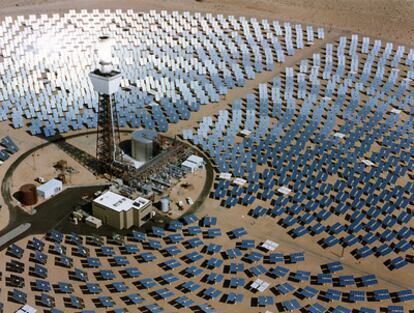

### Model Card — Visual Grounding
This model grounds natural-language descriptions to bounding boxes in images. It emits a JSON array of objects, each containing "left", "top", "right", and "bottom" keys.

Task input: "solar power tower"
[{"left": 89, "top": 36, "right": 123, "bottom": 174}]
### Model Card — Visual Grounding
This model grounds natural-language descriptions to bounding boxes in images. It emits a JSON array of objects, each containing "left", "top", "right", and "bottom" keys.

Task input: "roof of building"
[
  {"left": 132, "top": 197, "right": 151, "bottom": 210},
  {"left": 187, "top": 155, "right": 204, "bottom": 165},
  {"left": 36, "top": 178, "right": 62, "bottom": 192},
  {"left": 93, "top": 191, "right": 133, "bottom": 212},
  {"left": 182, "top": 160, "right": 199, "bottom": 170},
  {"left": 93, "top": 191, "right": 150, "bottom": 213},
  {"left": 85, "top": 215, "right": 102, "bottom": 223}
]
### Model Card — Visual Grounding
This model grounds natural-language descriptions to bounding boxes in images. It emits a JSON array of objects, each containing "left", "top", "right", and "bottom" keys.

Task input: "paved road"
[
  {"left": 0, "top": 185, "right": 106, "bottom": 250},
  {"left": 0, "top": 129, "right": 214, "bottom": 248},
  {"left": 0, "top": 223, "right": 31, "bottom": 247}
]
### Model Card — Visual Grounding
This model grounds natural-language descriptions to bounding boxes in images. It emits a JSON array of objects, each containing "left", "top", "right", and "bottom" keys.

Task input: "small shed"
[
  {"left": 37, "top": 179, "right": 63, "bottom": 199},
  {"left": 85, "top": 215, "right": 102, "bottom": 229}
]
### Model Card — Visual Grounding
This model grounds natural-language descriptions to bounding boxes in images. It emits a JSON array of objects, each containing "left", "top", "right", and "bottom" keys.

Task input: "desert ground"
[{"left": 0, "top": 1, "right": 413, "bottom": 312}]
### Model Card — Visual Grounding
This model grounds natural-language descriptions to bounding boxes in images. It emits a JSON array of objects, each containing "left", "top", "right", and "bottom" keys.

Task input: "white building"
[
  {"left": 36, "top": 179, "right": 63, "bottom": 199},
  {"left": 181, "top": 160, "right": 199, "bottom": 173},
  {"left": 181, "top": 154, "right": 204, "bottom": 173},
  {"left": 92, "top": 191, "right": 153, "bottom": 230}
]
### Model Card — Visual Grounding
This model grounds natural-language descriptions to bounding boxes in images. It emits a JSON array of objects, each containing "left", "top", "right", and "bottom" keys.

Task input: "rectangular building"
[
  {"left": 92, "top": 191, "right": 153, "bottom": 230},
  {"left": 181, "top": 154, "right": 204, "bottom": 173},
  {"left": 187, "top": 155, "right": 204, "bottom": 167},
  {"left": 181, "top": 160, "right": 199, "bottom": 173},
  {"left": 36, "top": 178, "right": 63, "bottom": 199}
]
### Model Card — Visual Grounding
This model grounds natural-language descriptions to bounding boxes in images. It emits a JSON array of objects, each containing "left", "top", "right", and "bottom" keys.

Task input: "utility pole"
[{"left": 32, "top": 152, "right": 36, "bottom": 170}]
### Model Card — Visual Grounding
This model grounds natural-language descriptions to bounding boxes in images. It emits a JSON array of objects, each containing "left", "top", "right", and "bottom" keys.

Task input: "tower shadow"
[{"left": 49, "top": 134, "right": 100, "bottom": 175}]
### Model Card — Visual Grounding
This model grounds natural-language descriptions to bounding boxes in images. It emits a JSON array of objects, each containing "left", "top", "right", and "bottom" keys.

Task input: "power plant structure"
[
  {"left": 87, "top": 36, "right": 194, "bottom": 202},
  {"left": 131, "top": 129, "right": 158, "bottom": 163},
  {"left": 89, "top": 36, "right": 123, "bottom": 175}
]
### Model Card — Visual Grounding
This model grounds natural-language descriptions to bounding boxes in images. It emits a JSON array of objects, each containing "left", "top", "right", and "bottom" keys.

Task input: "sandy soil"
[
  {"left": 0, "top": 1, "right": 413, "bottom": 312},
  {"left": 0, "top": 0, "right": 413, "bottom": 47},
  {"left": 0, "top": 216, "right": 409, "bottom": 313},
  {"left": 182, "top": 32, "right": 414, "bottom": 289},
  {"left": 168, "top": 168, "right": 206, "bottom": 219},
  {"left": 0, "top": 127, "right": 110, "bottom": 230},
  {"left": 0, "top": 123, "right": 48, "bottom": 230},
  {"left": 10, "top": 142, "right": 106, "bottom": 212},
  {"left": 0, "top": 0, "right": 412, "bottom": 231}
]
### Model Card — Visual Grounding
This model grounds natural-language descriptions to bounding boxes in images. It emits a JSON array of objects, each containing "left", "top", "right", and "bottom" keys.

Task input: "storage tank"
[
  {"left": 20, "top": 184, "right": 38, "bottom": 206},
  {"left": 131, "top": 129, "right": 158, "bottom": 162},
  {"left": 160, "top": 196, "right": 170, "bottom": 213}
]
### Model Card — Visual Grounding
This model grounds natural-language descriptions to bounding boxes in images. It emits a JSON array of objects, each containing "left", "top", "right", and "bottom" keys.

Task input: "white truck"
[{"left": 186, "top": 197, "right": 194, "bottom": 206}]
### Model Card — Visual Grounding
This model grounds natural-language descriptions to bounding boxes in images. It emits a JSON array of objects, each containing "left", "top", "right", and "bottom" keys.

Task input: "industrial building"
[
  {"left": 131, "top": 129, "right": 158, "bottom": 162},
  {"left": 92, "top": 191, "right": 153, "bottom": 230},
  {"left": 36, "top": 179, "right": 63, "bottom": 199},
  {"left": 181, "top": 154, "right": 204, "bottom": 173}
]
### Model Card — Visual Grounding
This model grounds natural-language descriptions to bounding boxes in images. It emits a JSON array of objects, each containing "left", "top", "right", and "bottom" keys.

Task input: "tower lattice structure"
[
  {"left": 95, "top": 92, "right": 122, "bottom": 174},
  {"left": 89, "top": 36, "right": 123, "bottom": 175}
]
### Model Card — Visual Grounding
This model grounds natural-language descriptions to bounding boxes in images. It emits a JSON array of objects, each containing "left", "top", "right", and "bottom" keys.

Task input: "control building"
[{"left": 92, "top": 191, "right": 153, "bottom": 230}]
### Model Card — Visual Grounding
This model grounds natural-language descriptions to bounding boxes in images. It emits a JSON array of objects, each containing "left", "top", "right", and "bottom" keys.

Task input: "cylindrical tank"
[
  {"left": 160, "top": 196, "right": 170, "bottom": 213},
  {"left": 131, "top": 129, "right": 158, "bottom": 162},
  {"left": 20, "top": 184, "right": 38, "bottom": 206}
]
